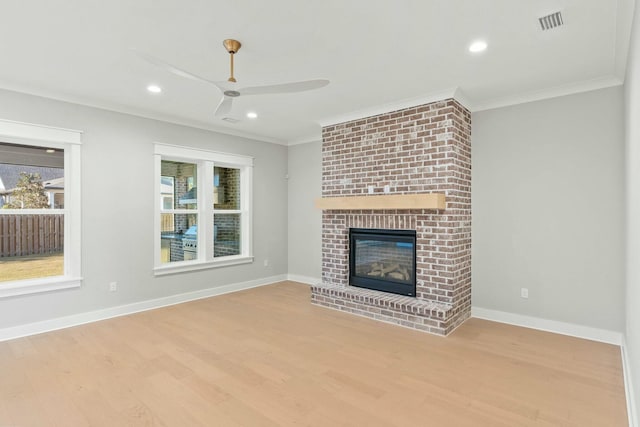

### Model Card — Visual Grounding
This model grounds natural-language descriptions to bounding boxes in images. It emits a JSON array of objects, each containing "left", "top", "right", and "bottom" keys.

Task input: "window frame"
[
  {"left": 153, "top": 143, "right": 253, "bottom": 275},
  {"left": 0, "top": 119, "right": 82, "bottom": 298}
]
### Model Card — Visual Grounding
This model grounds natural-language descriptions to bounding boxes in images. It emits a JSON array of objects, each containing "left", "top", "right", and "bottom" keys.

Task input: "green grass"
[{"left": 0, "top": 252, "right": 64, "bottom": 282}]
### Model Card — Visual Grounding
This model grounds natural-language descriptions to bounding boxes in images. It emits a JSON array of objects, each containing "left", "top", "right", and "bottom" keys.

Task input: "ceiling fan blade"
[
  {"left": 132, "top": 49, "right": 219, "bottom": 88},
  {"left": 214, "top": 96, "right": 233, "bottom": 117},
  {"left": 240, "top": 79, "right": 329, "bottom": 95}
]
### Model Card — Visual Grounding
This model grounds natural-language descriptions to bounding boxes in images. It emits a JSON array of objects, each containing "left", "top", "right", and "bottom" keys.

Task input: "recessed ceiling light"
[
  {"left": 45, "top": 149, "right": 55, "bottom": 153},
  {"left": 246, "top": 112, "right": 258, "bottom": 119},
  {"left": 147, "top": 84, "right": 162, "bottom": 93},
  {"left": 469, "top": 40, "right": 488, "bottom": 53}
]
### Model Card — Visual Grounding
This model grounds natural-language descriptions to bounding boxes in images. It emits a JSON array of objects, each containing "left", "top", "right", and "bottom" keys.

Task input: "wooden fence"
[{"left": 0, "top": 214, "right": 64, "bottom": 257}]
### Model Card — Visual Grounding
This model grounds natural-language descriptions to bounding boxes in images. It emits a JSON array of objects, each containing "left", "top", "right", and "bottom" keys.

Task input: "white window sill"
[
  {"left": 153, "top": 255, "right": 254, "bottom": 276},
  {"left": 0, "top": 276, "right": 82, "bottom": 299}
]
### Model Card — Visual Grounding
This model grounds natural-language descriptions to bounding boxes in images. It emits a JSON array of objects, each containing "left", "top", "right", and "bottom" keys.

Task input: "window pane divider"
[
  {"left": 160, "top": 209, "right": 198, "bottom": 215},
  {"left": 203, "top": 160, "right": 214, "bottom": 261},
  {"left": 213, "top": 209, "right": 243, "bottom": 214}
]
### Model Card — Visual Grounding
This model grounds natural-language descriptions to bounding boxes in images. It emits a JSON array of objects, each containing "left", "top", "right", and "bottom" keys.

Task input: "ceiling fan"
[{"left": 135, "top": 39, "right": 329, "bottom": 118}]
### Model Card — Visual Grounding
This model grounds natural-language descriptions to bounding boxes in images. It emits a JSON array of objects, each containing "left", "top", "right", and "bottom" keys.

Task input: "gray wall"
[
  {"left": 472, "top": 86, "right": 625, "bottom": 332},
  {"left": 287, "top": 89, "right": 627, "bottom": 335},
  {"left": 287, "top": 141, "right": 322, "bottom": 280},
  {"left": 0, "top": 89, "right": 288, "bottom": 329},
  {"left": 625, "top": 0, "right": 640, "bottom": 419}
]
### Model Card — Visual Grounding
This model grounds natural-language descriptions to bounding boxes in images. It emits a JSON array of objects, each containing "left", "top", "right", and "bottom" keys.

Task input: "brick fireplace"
[{"left": 311, "top": 98, "right": 471, "bottom": 335}]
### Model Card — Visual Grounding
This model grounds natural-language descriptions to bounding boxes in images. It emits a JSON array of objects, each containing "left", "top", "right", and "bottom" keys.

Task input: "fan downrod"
[{"left": 223, "top": 39, "right": 242, "bottom": 83}]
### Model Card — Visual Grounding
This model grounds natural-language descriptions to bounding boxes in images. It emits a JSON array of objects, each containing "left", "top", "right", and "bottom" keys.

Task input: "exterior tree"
[{"left": 3, "top": 172, "right": 50, "bottom": 209}]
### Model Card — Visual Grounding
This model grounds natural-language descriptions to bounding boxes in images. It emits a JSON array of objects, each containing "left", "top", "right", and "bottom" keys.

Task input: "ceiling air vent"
[
  {"left": 221, "top": 117, "right": 240, "bottom": 124},
  {"left": 539, "top": 11, "right": 563, "bottom": 31}
]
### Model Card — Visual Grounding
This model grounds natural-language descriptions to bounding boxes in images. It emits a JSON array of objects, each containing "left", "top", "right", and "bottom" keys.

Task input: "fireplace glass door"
[{"left": 349, "top": 228, "right": 416, "bottom": 297}]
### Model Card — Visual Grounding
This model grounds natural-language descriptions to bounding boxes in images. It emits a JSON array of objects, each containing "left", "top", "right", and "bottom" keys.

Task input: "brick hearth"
[{"left": 311, "top": 98, "right": 471, "bottom": 335}]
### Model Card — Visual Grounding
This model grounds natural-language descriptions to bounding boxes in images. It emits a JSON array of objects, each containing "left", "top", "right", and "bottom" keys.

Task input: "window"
[
  {"left": 154, "top": 144, "right": 253, "bottom": 274},
  {"left": 0, "top": 119, "right": 82, "bottom": 298}
]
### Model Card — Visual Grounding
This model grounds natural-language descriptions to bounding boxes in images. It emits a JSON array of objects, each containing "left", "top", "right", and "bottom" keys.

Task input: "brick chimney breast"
[{"left": 311, "top": 99, "right": 471, "bottom": 336}]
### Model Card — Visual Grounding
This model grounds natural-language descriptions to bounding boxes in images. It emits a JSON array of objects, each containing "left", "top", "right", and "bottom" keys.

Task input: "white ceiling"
[{"left": 0, "top": 0, "right": 634, "bottom": 145}]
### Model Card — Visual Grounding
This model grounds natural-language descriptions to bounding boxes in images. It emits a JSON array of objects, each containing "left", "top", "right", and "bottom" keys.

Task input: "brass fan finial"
[{"left": 222, "top": 39, "right": 242, "bottom": 83}]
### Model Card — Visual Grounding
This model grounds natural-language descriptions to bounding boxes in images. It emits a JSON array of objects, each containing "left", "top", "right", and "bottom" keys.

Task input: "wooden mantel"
[{"left": 314, "top": 193, "right": 446, "bottom": 210}]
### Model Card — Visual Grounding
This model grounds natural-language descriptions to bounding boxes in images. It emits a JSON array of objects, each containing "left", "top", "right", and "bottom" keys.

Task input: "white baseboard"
[
  {"left": 286, "top": 274, "right": 319, "bottom": 286},
  {"left": 622, "top": 336, "right": 638, "bottom": 427},
  {"left": 471, "top": 306, "right": 622, "bottom": 345},
  {"left": 0, "top": 274, "right": 288, "bottom": 343}
]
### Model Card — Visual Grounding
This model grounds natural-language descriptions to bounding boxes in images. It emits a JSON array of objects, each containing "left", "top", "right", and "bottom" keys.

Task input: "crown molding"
[
  {"left": 614, "top": 0, "right": 636, "bottom": 81},
  {"left": 452, "top": 87, "right": 473, "bottom": 111},
  {"left": 318, "top": 88, "right": 462, "bottom": 128},
  {"left": 472, "top": 75, "right": 623, "bottom": 112},
  {"left": 0, "top": 84, "right": 286, "bottom": 146},
  {"left": 2, "top": 72, "right": 626, "bottom": 146},
  {"left": 287, "top": 134, "right": 322, "bottom": 146}
]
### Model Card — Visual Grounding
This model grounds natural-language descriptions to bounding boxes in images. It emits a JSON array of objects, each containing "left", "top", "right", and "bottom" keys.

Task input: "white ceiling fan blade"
[
  {"left": 240, "top": 79, "right": 329, "bottom": 95},
  {"left": 214, "top": 96, "right": 233, "bottom": 117},
  {"left": 132, "top": 49, "right": 220, "bottom": 88}
]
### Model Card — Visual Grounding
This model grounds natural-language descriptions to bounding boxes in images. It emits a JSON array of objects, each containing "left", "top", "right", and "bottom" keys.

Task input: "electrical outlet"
[
  {"left": 368, "top": 186, "right": 374, "bottom": 194},
  {"left": 520, "top": 288, "right": 528, "bottom": 299},
  {"left": 383, "top": 185, "right": 390, "bottom": 193},
  {"left": 109, "top": 282, "right": 117, "bottom": 292},
  {"left": 264, "top": 259, "right": 269, "bottom": 267}
]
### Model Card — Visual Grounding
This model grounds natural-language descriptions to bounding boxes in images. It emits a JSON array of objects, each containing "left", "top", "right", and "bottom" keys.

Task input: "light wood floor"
[{"left": 0, "top": 281, "right": 627, "bottom": 426}]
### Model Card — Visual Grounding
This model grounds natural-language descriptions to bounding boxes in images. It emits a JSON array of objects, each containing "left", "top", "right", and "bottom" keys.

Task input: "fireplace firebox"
[{"left": 349, "top": 228, "right": 416, "bottom": 297}]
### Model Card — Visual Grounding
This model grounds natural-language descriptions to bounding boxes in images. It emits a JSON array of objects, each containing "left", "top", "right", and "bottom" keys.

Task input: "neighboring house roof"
[
  {"left": 42, "top": 176, "right": 64, "bottom": 190},
  {"left": 0, "top": 164, "right": 64, "bottom": 193}
]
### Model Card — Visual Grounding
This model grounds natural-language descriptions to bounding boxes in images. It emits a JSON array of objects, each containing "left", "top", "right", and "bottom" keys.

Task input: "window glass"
[
  {"left": 160, "top": 162, "right": 199, "bottom": 264},
  {"left": 161, "top": 161, "right": 197, "bottom": 209},
  {"left": 160, "top": 213, "right": 197, "bottom": 264},
  {"left": 162, "top": 196, "right": 174, "bottom": 210},
  {"left": 214, "top": 213, "right": 241, "bottom": 257},
  {"left": 214, "top": 166, "right": 240, "bottom": 210},
  {"left": 160, "top": 176, "right": 174, "bottom": 210},
  {"left": 0, "top": 142, "right": 64, "bottom": 282}
]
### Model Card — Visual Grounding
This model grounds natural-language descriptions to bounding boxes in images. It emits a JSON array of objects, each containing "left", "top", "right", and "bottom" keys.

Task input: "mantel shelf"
[{"left": 314, "top": 193, "right": 446, "bottom": 210}]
